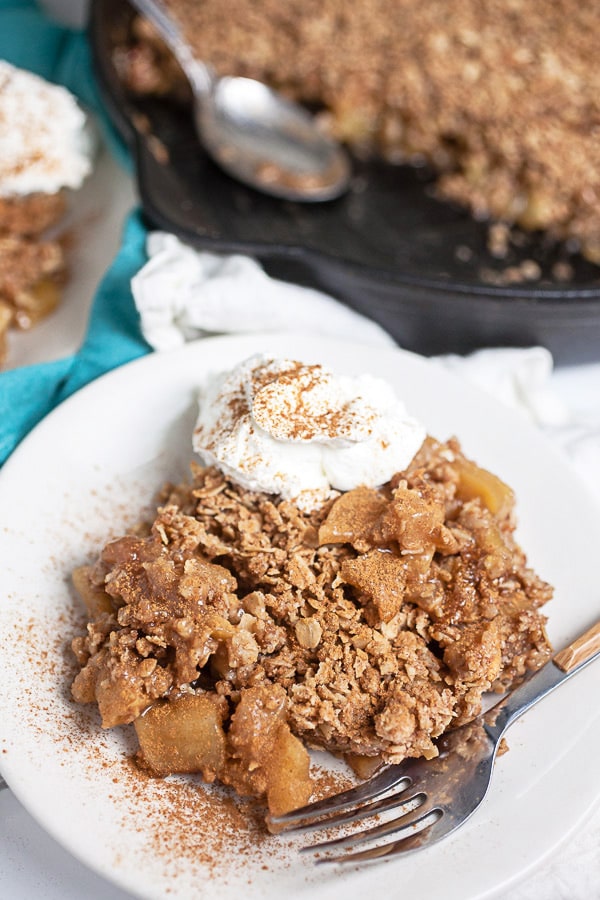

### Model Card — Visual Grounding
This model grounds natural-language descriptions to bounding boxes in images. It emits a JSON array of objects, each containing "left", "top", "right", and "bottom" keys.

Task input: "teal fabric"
[
  {"left": 0, "top": 0, "right": 151, "bottom": 465},
  {"left": 0, "top": 212, "right": 151, "bottom": 463}
]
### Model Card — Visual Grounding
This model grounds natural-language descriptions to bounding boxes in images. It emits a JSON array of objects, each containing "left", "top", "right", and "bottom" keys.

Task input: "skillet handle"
[{"left": 553, "top": 619, "right": 600, "bottom": 673}]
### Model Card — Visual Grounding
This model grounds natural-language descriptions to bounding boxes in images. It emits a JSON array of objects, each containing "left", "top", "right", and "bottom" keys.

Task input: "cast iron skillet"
[{"left": 89, "top": 0, "right": 600, "bottom": 363}]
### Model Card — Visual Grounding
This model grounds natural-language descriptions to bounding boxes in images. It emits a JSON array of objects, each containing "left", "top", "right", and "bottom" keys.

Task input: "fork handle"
[
  {"left": 553, "top": 619, "right": 600, "bottom": 672},
  {"left": 486, "top": 617, "right": 600, "bottom": 739}
]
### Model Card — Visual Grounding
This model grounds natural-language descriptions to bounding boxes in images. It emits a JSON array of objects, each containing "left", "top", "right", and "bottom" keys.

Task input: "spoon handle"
[{"left": 129, "top": 0, "right": 213, "bottom": 94}]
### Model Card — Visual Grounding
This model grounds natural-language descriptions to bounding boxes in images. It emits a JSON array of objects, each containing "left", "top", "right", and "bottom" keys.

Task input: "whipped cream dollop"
[
  {"left": 193, "top": 355, "right": 426, "bottom": 510},
  {"left": 0, "top": 61, "right": 93, "bottom": 197}
]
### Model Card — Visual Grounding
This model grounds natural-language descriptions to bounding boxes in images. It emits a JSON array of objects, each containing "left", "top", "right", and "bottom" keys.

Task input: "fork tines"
[
  {"left": 268, "top": 766, "right": 411, "bottom": 832},
  {"left": 268, "top": 764, "right": 443, "bottom": 865}
]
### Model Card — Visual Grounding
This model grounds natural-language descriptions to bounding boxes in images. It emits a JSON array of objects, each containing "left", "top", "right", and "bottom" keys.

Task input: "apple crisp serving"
[
  {"left": 71, "top": 437, "right": 552, "bottom": 816},
  {"left": 0, "top": 207, "right": 68, "bottom": 366},
  {"left": 116, "top": 0, "right": 600, "bottom": 264},
  {"left": 0, "top": 235, "right": 66, "bottom": 358},
  {"left": 0, "top": 61, "right": 92, "bottom": 365}
]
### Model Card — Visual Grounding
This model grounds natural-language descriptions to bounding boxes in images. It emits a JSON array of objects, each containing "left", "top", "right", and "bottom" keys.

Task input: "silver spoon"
[{"left": 129, "top": 0, "right": 351, "bottom": 202}]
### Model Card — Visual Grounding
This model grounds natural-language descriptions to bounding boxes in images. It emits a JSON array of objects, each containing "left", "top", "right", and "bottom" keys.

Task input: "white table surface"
[{"left": 1, "top": 0, "right": 600, "bottom": 897}]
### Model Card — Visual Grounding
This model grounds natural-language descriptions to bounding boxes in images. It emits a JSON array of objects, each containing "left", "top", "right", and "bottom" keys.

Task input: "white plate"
[{"left": 0, "top": 333, "right": 599, "bottom": 900}]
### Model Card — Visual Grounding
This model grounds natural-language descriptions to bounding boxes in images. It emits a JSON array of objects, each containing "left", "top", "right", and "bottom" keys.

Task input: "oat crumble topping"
[
  {"left": 71, "top": 436, "right": 552, "bottom": 815},
  {"left": 115, "top": 1, "right": 600, "bottom": 263}
]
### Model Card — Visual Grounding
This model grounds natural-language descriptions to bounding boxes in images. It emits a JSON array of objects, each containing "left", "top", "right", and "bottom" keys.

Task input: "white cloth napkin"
[
  {"left": 132, "top": 232, "right": 600, "bottom": 503},
  {"left": 131, "top": 232, "right": 395, "bottom": 350}
]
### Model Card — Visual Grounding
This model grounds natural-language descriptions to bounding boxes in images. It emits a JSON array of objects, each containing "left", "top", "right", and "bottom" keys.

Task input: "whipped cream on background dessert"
[
  {"left": 193, "top": 355, "right": 426, "bottom": 510},
  {"left": 0, "top": 61, "right": 93, "bottom": 197}
]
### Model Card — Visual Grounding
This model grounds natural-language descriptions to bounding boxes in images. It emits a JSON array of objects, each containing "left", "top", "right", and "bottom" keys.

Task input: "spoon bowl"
[
  {"left": 130, "top": 0, "right": 351, "bottom": 201},
  {"left": 199, "top": 77, "right": 352, "bottom": 201}
]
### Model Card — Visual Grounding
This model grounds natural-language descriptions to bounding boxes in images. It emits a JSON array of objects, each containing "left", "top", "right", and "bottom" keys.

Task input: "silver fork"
[{"left": 268, "top": 617, "right": 600, "bottom": 864}]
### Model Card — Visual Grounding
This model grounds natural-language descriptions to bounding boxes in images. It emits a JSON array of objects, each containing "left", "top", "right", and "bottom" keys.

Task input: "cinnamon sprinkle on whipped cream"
[
  {"left": 0, "top": 61, "right": 93, "bottom": 197},
  {"left": 192, "top": 355, "right": 426, "bottom": 510}
]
